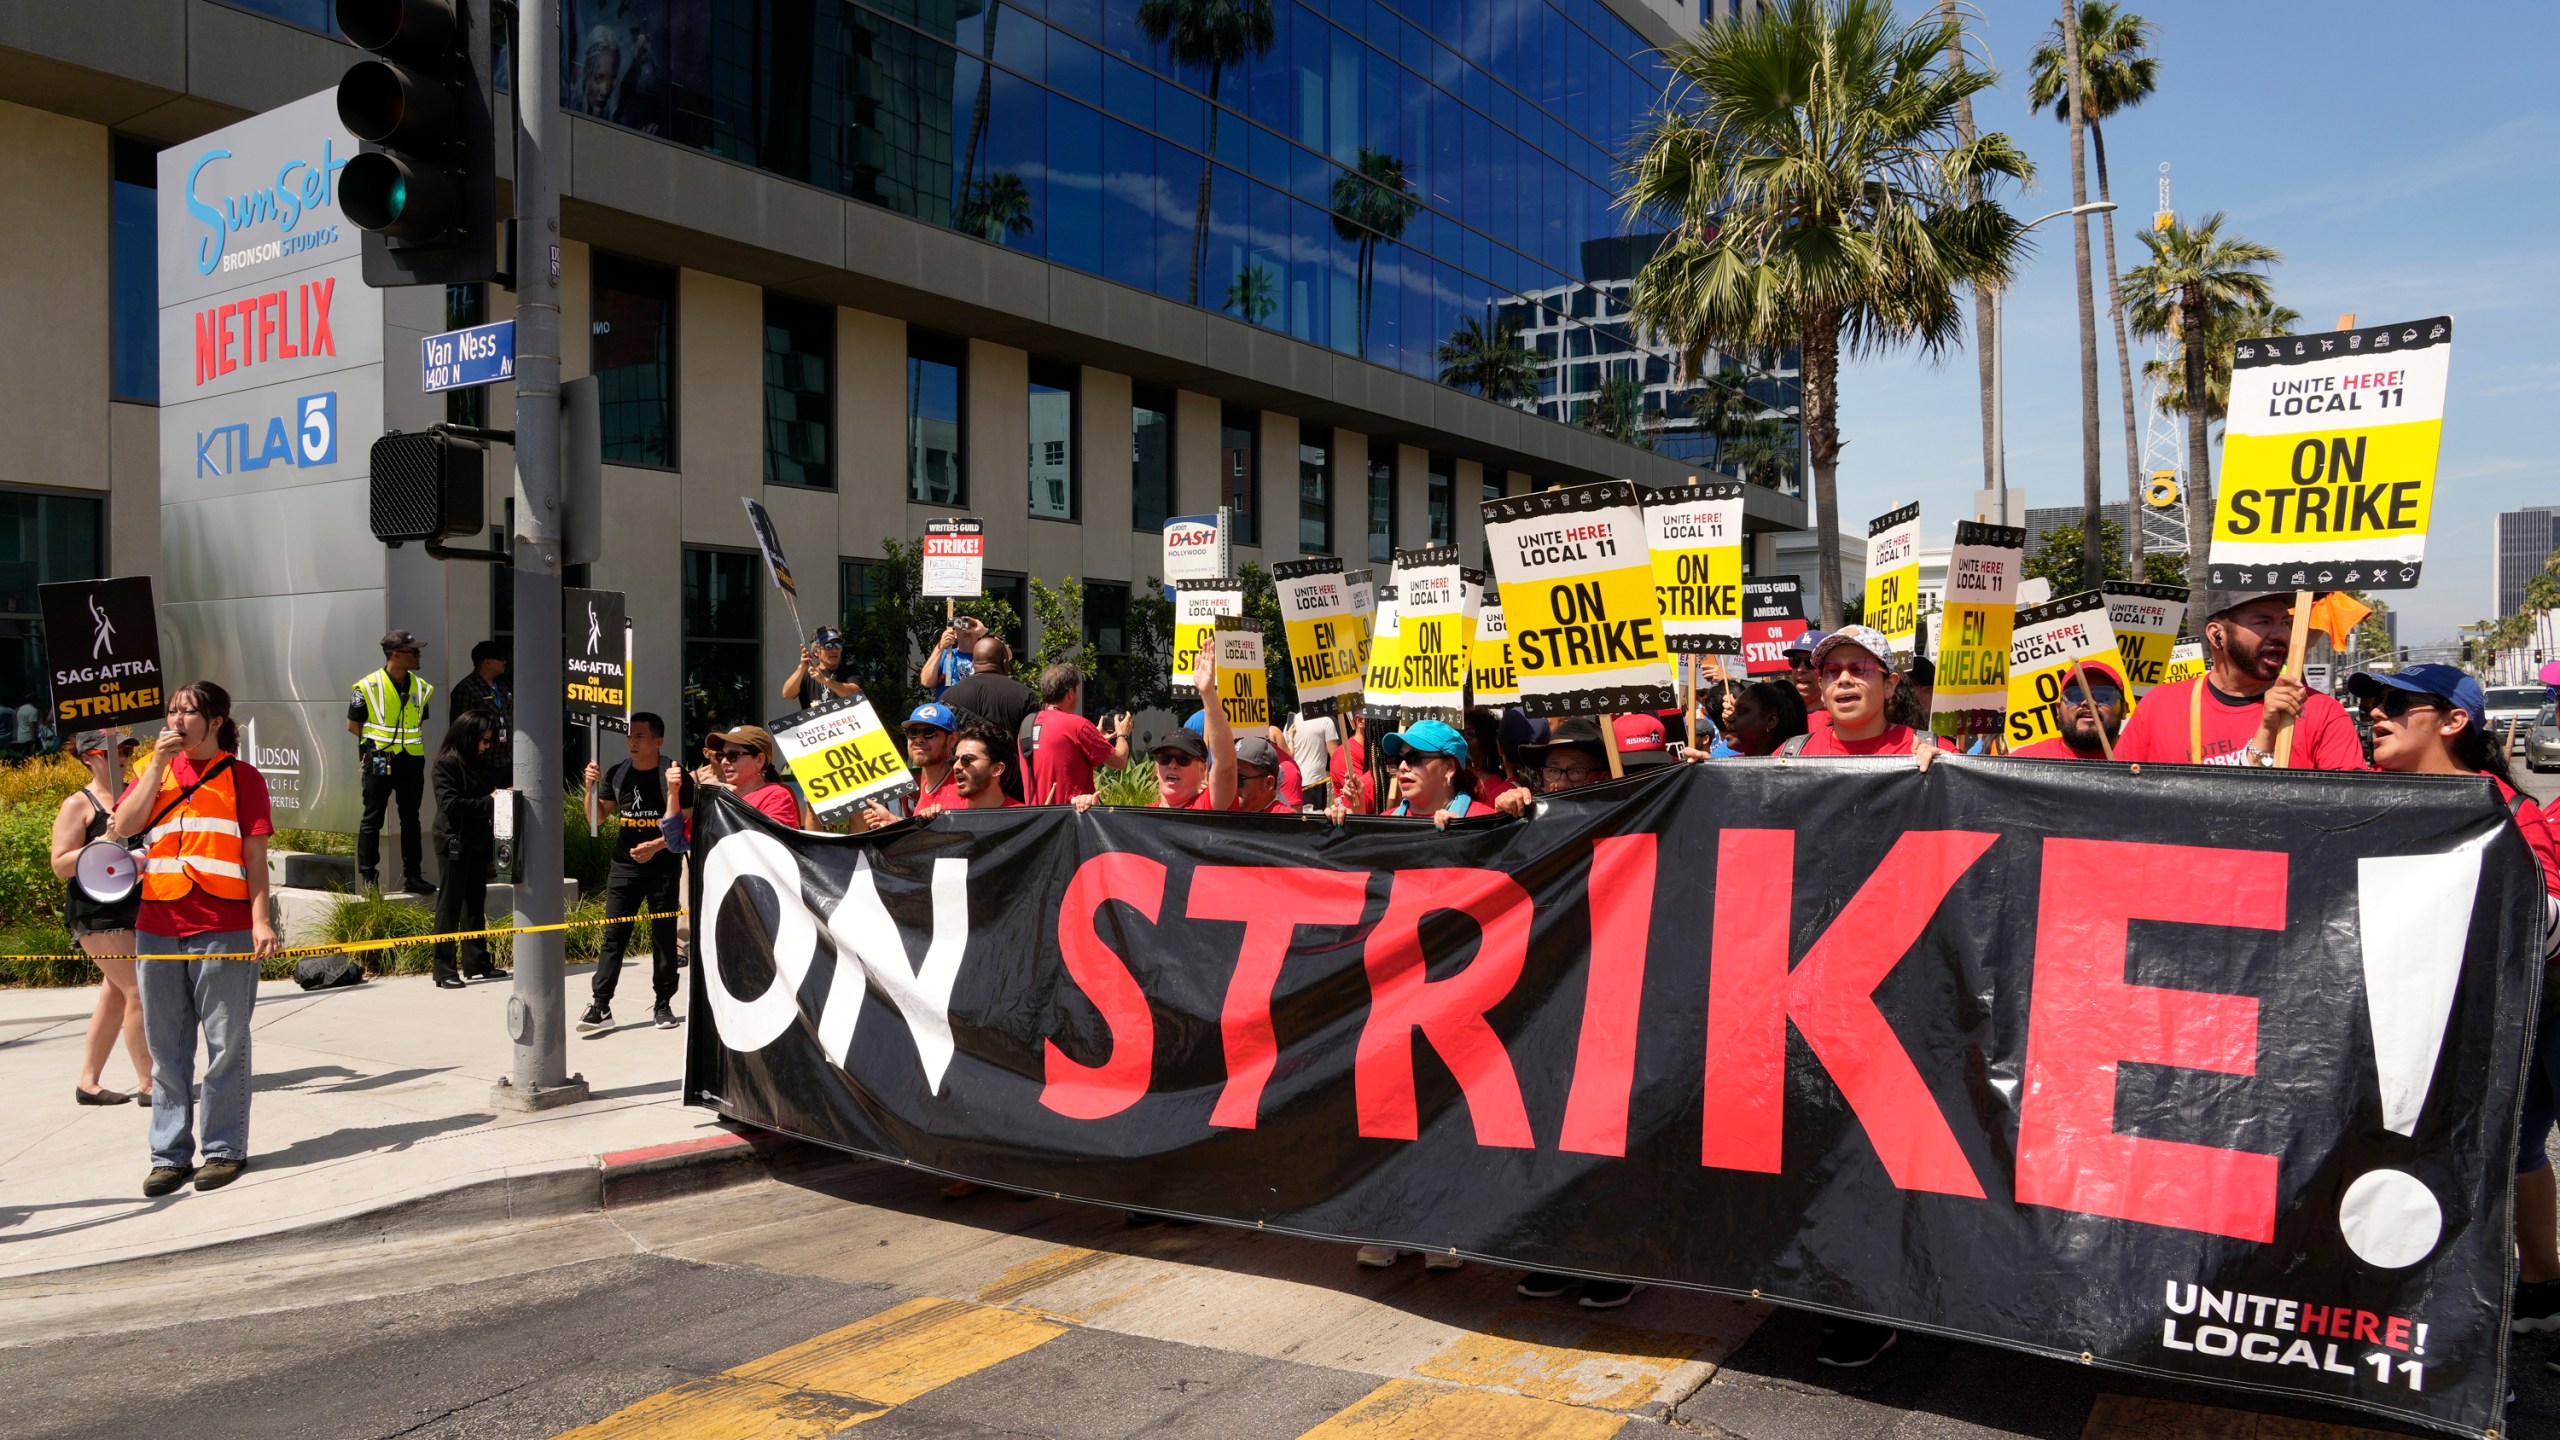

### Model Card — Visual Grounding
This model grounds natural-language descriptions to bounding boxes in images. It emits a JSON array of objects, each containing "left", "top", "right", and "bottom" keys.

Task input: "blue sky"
[{"left": 1825, "top": 0, "right": 2558, "bottom": 646}]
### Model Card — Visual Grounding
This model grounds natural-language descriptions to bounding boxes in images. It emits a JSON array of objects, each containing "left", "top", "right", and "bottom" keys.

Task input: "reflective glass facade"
[{"left": 557, "top": 0, "right": 1795, "bottom": 454}]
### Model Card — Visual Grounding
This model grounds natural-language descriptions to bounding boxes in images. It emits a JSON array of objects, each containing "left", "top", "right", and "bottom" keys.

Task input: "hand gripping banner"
[{"left": 686, "top": 763, "right": 2539, "bottom": 1438}]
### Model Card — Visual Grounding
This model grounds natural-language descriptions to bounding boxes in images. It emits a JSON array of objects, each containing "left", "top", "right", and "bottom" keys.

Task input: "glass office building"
[{"left": 557, "top": 0, "right": 1795, "bottom": 433}]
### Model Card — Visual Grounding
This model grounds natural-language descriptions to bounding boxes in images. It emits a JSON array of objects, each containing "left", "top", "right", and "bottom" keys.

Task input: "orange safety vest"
[{"left": 141, "top": 762, "right": 250, "bottom": 903}]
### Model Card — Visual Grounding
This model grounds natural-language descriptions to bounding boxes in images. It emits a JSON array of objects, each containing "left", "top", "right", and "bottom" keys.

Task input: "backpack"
[{"left": 293, "top": 951, "right": 365, "bottom": 991}]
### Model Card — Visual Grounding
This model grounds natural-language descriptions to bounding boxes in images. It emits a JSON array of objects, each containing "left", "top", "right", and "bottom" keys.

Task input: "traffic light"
[
  {"left": 335, "top": 0, "right": 499, "bottom": 286},
  {"left": 369, "top": 430, "right": 486, "bottom": 545}
]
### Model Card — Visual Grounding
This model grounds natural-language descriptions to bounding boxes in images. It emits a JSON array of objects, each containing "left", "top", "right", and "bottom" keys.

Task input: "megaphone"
[{"left": 76, "top": 839, "right": 139, "bottom": 904}]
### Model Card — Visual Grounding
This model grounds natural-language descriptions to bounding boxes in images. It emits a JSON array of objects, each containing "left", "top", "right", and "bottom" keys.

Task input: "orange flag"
[{"left": 2306, "top": 592, "right": 2374, "bottom": 649}]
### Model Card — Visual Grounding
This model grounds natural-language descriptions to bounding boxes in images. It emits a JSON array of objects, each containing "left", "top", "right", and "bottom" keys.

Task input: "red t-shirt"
[
  {"left": 128, "top": 755, "right": 275, "bottom": 938},
  {"left": 2492, "top": 776, "right": 2560, "bottom": 900},
  {"left": 2007, "top": 735, "right": 2100, "bottom": 760},
  {"left": 1278, "top": 757, "right": 1304, "bottom": 807},
  {"left": 739, "top": 781, "right": 802, "bottom": 826},
  {"left": 1799, "top": 723, "right": 1921, "bottom": 757},
  {"left": 2113, "top": 678, "right": 2368, "bottom": 770},
  {"left": 907, "top": 766, "right": 964, "bottom": 816},
  {"left": 1330, "top": 736, "right": 1369, "bottom": 810},
  {"left": 1476, "top": 772, "right": 1522, "bottom": 807},
  {"left": 1027, "top": 706, "right": 1117, "bottom": 804}
]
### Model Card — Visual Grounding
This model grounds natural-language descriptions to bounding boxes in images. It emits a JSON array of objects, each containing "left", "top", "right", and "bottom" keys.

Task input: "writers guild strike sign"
[
  {"left": 1170, "top": 579, "right": 1244, "bottom": 686},
  {"left": 563, "top": 588, "right": 629, "bottom": 732},
  {"left": 1643, "top": 482, "right": 1745, "bottom": 655},
  {"left": 1362, "top": 584, "right": 1404, "bottom": 728},
  {"left": 2103, "top": 582, "right": 2190, "bottom": 704},
  {"left": 1932, "top": 523, "right": 2024, "bottom": 727},
  {"left": 687, "top": 763, "right": 2538, "bottom": 1439},
  {"left": 39, "top": 576, "right": 166, "bottom": 729},
  {"left": 1481, "top": 481, "right": 1674, "bottom": 718},
  {"left": 740, "top": 497, "right": 797, "bottom": 597},
  {"left": 1741, "top": 578, "right": 1808, "bottom": 676},
  {"left": 1273, "top": 558, "right": 1361, "bottom": 718},
  {"left": 1211, "top": 617, "right": 1269, "bottom": 729},
  {"left": 922, "top": 517, "right": 988, "bottom": 600},
  {"left": 2007, "top": 591, "right": 2130, "bottom": 750},
  {"left": 2165, "top": 640, "right": 2208, "bottom": 686},
  {"left": 769, "top": 693, "right": 914, "bottom": 822},
  {"left": 2209, "top": 317, "right": 2451, "bottom": 593},
  {"left": 1471, "top": 600, "right": 1519, "bottom": 707},
  {"left": 1390, "top": 547, "right": 1474, "bottom": 717},
  {"left": 1863, "top": 502, "right": 1922, "bottom": 652}
]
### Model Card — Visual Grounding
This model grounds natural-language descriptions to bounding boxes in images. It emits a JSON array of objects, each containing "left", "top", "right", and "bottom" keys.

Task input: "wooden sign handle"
[{"left": 2272, "top": 589, "right": 2314, "bottom": 767}]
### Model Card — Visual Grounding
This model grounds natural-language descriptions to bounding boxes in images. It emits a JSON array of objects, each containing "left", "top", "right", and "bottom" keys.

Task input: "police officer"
[{"left": 349, "top": 629, "right": 436, "bottom": 894}]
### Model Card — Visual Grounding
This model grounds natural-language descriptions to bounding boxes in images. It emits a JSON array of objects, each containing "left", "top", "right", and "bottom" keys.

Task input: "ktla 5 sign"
[{"left": 195, "top": 392, "right": 337, "bottom": 478}]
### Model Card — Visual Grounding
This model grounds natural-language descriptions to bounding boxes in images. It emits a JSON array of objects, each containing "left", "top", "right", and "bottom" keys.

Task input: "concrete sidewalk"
[{"left": 0, "top": 964, "right": 736, "bottom": 1281}]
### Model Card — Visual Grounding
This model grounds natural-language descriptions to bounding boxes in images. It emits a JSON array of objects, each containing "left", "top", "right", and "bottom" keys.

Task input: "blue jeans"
[
  {"left": 137, "top": 932, "right": 258, "bottom": 1169},
  {"left": 2520, "top": 1008, "right": 2560, "bottom": 1175}
]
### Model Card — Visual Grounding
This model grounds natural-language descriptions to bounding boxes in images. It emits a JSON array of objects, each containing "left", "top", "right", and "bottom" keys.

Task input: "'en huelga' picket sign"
[
  {"left": 1932, "top": 522, "right": 2024, "bottom": 729},
  {"left": 1273, "top": 557, "right": 1362, "bottom": 718},
  {"left": 1863, "top": 501, "right": 1922, "bottom": 654}
]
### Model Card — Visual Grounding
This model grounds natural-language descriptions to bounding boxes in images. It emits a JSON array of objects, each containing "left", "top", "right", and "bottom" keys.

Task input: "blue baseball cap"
[
  {"left": 1377, "top": 718, "right": 1471, "bottom": 765},
  {"left": 904, "top": 703, "right": 958, "bottom": 732},
  {"left": 1783, "top": 628, "right": 1826, "bottom": 660},
  {"left": 1183, "top": 708, "right": 1208, "bottom": 734},
  {"left": 2347, "top": 665, "right": 2486, "bottom": 730}
]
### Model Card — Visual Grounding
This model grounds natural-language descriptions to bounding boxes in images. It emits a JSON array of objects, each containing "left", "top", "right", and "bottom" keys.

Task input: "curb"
[{"left": 0, "top": 1121, "right": 808, "bottom": 1290}]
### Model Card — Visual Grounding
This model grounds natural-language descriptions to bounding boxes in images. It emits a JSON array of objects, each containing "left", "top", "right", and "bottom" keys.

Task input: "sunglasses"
[
  {"left": 83, "top": 741, "right": 141, "bottom": 758},
  {"left": 1153, "top": 751, "right": 1200, "bottom": 767},
  {"left": 952, "top": 751, "right": 994, "bottom": 767},
  {"left": 2060, "top": 681, "right": 2123, "bottom": 705},
  {"left": 903, "top": 727, "right": 950, "bottom": 742},
  {"left": 717, "top": 746, "right": 764, "bottom": 762},
  {"left": 2365, "top": 690, "right": 2444, "bottom": 721},
  {"left": 1391, "top": 753, "right": 1449, "bottom": 769},
  {"left": 1820, "top": 658, "right": 1887, "bottom": 682}
]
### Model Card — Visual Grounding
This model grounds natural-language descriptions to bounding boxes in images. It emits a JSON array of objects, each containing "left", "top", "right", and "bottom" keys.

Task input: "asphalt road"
[{"left": 7, "top": 1153, "right": 2553, "bottom": 1440}]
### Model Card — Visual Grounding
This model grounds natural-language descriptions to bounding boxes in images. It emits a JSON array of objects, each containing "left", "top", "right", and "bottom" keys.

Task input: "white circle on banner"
[{"left": 2339, "top": 1169, "right": 2441, "bottom": 1269}]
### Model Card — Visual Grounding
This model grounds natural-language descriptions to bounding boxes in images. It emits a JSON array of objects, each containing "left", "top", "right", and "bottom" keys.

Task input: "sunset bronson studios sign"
[{"left": 158, "top": 90, "right": 389, "bottom": 830}]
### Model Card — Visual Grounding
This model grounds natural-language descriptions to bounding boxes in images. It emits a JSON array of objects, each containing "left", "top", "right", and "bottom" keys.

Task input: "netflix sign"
[{"left": 686, "top": 763, "right": 2539, "bottom": 1439}]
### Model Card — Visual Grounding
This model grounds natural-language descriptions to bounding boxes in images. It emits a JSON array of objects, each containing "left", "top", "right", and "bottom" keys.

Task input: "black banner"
[
  {"left": 564, "top": 587, "right": 628, "bottom": 730},
  {"left": 686, "top": 762, "right": 2538, "bottom": 1437},
  {"left": 39, "top": 576, "right": 165, "bottom": 730}
]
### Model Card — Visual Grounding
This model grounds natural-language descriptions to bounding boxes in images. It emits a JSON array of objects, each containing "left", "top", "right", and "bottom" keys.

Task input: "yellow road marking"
[
  {"left": 2082, "top": 1394, "right": 2405, "bottom": 1439},
  {"left": 729, "top": 1296, "right": 1067, "bottom": 1406},
  {"left": 976, "top": 1244, "right": 1116, "bottom": 1306},
  {"left": 552, "top": 1375, "right": 880, "bottom": 1440},
  {"left": 1413, "top": 1307, "right": 1717, "bottom": 1410},
  {"left": 552, "top": 1297, "right": 1065, "bottom": 1438},
  {"left": 1296, "top": 1378, "right": 1630, "bottom": 1439}
]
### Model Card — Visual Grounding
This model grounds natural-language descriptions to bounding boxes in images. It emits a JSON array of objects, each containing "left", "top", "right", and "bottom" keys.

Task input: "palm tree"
[
  {"left": 1137, "top": 0, "right": 1276, "bottom": 307},
  {"left": 956, "top": 172, "right": 1034, "bottom": 243},
  {"left": 1938, "top": 0, "right": 1997, "bottom": 500},
  {"left": 1623, "top": 0, "right": 2028, "bottom": 628},
  {"left": 1435, "top": 313, "right": 1543, "bottom": 406},
  {"left": 1224, "top": 262, "right": 1279, "bottom": 325},
  {"left": 2120, "top": 211, "right": 2281, "bottom": 572},
  {"left": 2142, "top": 298, "right": 2300, "bottom": 426},
  {"left": 1686, "top": 366, "right": 1768, "bottom": 477},
  {"left": 1329, "top": 149, "right": 1419, "bottom": 352},
  {"left": 1581, "top": 371, "right": 1655, "bottom": 447},
  {"left": 956, "top": 0, "right": 1003, "bottom": 206},
  {"left": 2054, "top": 4, "right": 2108, "bottom": 595},
  {"left": 2030, "top": 2, "right": 2161, "bottom": 568}
]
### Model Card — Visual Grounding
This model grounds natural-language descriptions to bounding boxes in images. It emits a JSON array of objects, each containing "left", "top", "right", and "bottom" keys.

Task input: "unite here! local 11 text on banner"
[{"left": 1480, "top": 480, "right": 1675, "bottom": 718}]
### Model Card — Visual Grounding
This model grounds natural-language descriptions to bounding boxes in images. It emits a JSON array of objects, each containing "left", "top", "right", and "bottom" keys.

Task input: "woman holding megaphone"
[{"left": 50, "top": 726, "right": 147, "bottom": 1106}]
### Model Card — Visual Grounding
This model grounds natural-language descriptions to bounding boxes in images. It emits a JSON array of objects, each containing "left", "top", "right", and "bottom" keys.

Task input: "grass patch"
[
  {"left": 317, "top": 891, "right": 443, "bottom": 976},
  {"left": 275, "top": 827, "right": 355, "bottom": 856}
]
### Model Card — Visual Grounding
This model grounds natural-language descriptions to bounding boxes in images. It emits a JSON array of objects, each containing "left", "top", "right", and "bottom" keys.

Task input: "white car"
[{"left": 2484, "top": 686, "right": 2546, "bottom": 754}]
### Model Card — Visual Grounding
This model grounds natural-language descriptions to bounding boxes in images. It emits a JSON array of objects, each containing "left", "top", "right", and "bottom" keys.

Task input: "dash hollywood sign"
[{"left": 687, "top": 763, "right": 2539, "bottom": 1439}]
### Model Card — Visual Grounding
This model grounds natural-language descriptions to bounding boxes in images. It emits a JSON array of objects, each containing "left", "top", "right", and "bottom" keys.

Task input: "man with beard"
[
  {"left": 2114, "top": 592, "right": 2365, "bottom": 769},
  {"left": 2006, "top": 660, "right": 2128, "bottom": 760},
  {"left": 857, "top": 703, "right": 961, "bottom": 829},
  {"left": 944, "top": 724, "right": 1020, "bottom": 811}
]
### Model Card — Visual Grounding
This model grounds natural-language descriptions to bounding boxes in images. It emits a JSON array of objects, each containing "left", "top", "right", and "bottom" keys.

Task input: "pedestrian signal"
[{"left": 368, "top": 430, "right": 486, "bottom": 545}]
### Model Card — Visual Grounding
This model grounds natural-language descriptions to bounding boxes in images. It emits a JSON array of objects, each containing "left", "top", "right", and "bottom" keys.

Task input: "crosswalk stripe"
[
  {"left": 1294, "top": 1378, "right": 1632, "bottom": 1438},
  {"left": 1412, "top": 1306, "right": 1718, "bottom": 1409},
  {"left": 2082, "top": 1393, "right": 2405, "bottom": 1438},
  {"left": 551, "top": 1296, "right": 1066, "bottom": 1438}
]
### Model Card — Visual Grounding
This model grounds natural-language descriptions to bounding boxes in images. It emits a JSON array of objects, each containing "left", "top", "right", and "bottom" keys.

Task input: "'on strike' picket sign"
[{"left": 1482, "top": 481, "right": 1674, "bottom": 717}]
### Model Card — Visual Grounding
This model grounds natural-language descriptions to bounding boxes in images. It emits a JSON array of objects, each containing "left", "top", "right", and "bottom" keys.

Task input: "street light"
[{"left": 1988, "top": 200, "right": 2119, "bottom": 521}]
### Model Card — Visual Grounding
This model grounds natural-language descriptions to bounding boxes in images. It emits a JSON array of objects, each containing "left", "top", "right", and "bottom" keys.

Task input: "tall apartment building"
[{"left": 2493, "top": 506, "right": 2560, "bottom": 619}]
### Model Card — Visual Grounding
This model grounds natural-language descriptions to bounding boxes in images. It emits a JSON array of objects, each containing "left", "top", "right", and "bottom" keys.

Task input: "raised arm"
[{"left": 1195, "top": 651, "right": 1236, "bottom": 812}]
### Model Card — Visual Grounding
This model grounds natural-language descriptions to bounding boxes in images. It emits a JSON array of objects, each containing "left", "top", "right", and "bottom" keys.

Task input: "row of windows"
[
  {"left": 585, "top": 248, "right": 1487, "bottom": 551},
  {"left": 0, "top": 488, "right": 107, "bottom": 751}
]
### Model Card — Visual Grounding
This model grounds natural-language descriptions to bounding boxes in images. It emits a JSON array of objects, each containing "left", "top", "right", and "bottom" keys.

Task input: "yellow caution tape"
[{"left": 0, "top": 909, "right": 689, "bottom": 964}]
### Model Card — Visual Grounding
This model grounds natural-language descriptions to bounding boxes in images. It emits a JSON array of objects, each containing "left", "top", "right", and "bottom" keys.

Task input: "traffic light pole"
[{"left": 493, "top": 0, "right": 585, "bottom": 1112}]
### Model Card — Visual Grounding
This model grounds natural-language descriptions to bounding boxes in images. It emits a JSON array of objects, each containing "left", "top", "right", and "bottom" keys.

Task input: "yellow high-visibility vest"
[{"left": 354, "top": 668, "right": 434, "bottom": 755}]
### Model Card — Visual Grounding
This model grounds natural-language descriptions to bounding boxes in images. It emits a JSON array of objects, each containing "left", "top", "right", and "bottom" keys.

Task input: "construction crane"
[{"left": 2137, "top": 161, "right": 2190, "bottom": 558}]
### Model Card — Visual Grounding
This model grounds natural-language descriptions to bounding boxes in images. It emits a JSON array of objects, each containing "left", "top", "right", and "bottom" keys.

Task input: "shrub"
[
  {"left": 0, "top": 916, "right": 88, "bottom": 987},
  {"left": 1095, "top": 760, "right": 1160, "bottom": 808},
  {"left": 274, "top": 827, "right": 354, "bottom": 856},
  {"left": 316, "top": 891, "right": 442, "bottom": 976},
  {"left": 0, "top": 753, "right": 87, "bottom": 930}
]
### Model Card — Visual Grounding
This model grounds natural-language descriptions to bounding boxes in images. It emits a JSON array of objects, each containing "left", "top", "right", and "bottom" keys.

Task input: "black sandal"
[{"left": 76, "top": 1085, "right": 134, "bottom": 1106}]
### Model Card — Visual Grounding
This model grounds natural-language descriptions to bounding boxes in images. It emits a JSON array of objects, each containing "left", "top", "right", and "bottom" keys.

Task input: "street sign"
[
  {"left": 1162, "top": 514, "right": 1222, "bottom": 583},
  {"left": 39, "top": 576, "right": 166, "bottom": 731},
  {"left": 421, "top": 318, "right": 515, "bottom": 393}
]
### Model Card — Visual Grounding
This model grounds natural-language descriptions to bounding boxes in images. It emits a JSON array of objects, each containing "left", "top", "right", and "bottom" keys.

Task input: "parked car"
[
  {"left": 2529, "top": 706, "right": 2560, "bottom": 774},
  {"left": 2486, "top": 686, "right": 2547, "bottom": 757}
]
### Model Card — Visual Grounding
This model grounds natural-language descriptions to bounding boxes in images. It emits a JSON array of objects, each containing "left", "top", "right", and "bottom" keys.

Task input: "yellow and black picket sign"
[
  {"left": 2163, "top": 640, "right": 2207, "bottom": 687},
  {"left": 1212, "top": 617, "right": 1269, "bottom": 728},
  {"left": 770, "top": 693, "right": 915, "bottom": 823},
  {"left": 1932, "top": 522, "right": 2025, "bottom": 731},
  {"left": 1862, "top": 502, "right": 1922, "bottom": 655},
  {"left": 1471, "top": 599, "right": 1519, "bottom": 707},
  {"left": 2005, "top": 591, "right": 2130, "bottom": 750},
  {"left": 1170, "top": 578, "right": 1245, "bottom": 686},
  {"left": 1362, "top": 584, "right": 1405, "bottom": 719},
  {"left": 1273, "top": 557, "right": 1361, "bottom": 717},
  {"left": 1389, "top": 547, "right": 1473, "bottom": 716},
  {"left": 1643, "top": 482, "right": 1746, "bottom": 657},
  {"left": 2103, "top": 581, "right": 2190, "bottom": 704},
  {"left": 2206, "top": 316, "right": 2451, "bottom": 593},
  {"left": 1480, "top": 481, "right": 1674, "bottom": 718}
]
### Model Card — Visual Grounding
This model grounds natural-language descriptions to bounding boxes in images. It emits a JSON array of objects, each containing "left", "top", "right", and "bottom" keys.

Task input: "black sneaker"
[
  {"left": 143, "top": 1165, "right": 194, "bottom": 1197},
  {"left": 1578, "top": 1280, "right": 1639, "bottom": 1310},
  {"left": 577, "top": 1002, "right": 611, "bottom": 1031},
  {"left": 1814, "top": 1321, "right": 1899, "bottom": 1369},
  {"left": 195, "top": 1157, "right": 248, "bottom": 1191},
  {"left": 2514, "top": 1278, "right": 2560, "bottom": 1333},
  {"left": 404, "top": 876, "right": 437, "bottom": 896},
  {"left": 1515, "top": 1272, "right": 1574, "bottom": 1299},
  {"left": 652, "top": 1004, "right": 679, "bottom": 1030}
]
